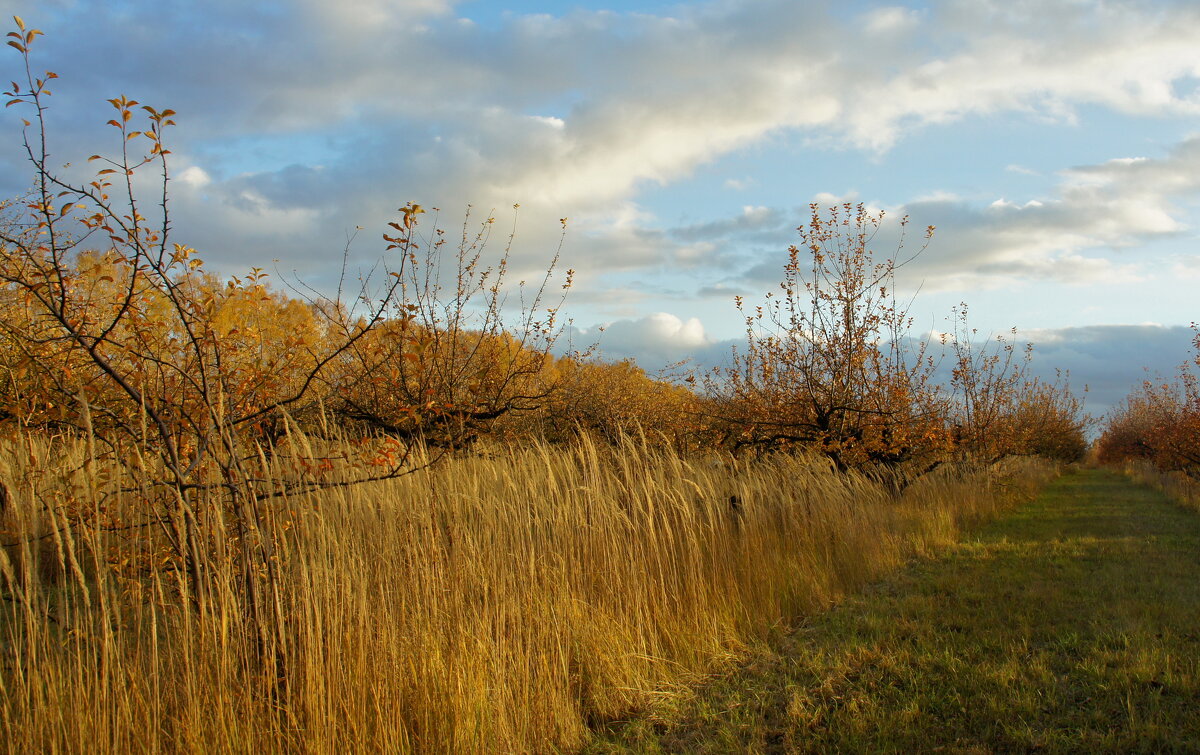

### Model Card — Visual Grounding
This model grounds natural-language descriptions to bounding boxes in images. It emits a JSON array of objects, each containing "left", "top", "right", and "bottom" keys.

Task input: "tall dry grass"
[
  {"left": 1120, "top": 460, "right": 1200, "bottom": 512},
  {"left": 0, "top": 430, "right": 1053, "bottom": 753}
]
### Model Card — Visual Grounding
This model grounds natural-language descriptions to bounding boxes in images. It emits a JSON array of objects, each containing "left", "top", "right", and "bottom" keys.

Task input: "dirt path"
[{"left": 585, "top": 468, "right": 1200, "bottom": 753}]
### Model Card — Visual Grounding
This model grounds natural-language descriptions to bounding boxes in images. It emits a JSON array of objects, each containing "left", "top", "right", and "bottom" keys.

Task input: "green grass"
[{"left": 584, "top": 468, "right": 1200, "bottom": 754}]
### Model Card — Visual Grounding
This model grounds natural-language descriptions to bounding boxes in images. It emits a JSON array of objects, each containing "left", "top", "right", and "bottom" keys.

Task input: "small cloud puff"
[
  {"left": 862, "top": 6, "right": 922, "bottom": 35},
  {"left": 599, "top": 313, "right": 712, "bottom": 351},
  {"left": 1005, "top": 164, "right": 1040, "bottom": 176},
  {"left": 568, "top": 313, "right": 720, "bottom": 371},
  {"left": 177, "top": 166, "right": 212, "bottom": 188}
]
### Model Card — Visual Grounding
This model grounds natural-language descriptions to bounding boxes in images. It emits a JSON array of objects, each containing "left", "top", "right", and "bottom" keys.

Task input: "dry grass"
[
  {"left": 1121, "top": 461, "right": 1200, "bottom": 512},
  {"left": 587, "top": 468, "right": 1200, "bottom": 753},
  {"left": 0, "top": 431, "right": 1052, "bottom": 753}
]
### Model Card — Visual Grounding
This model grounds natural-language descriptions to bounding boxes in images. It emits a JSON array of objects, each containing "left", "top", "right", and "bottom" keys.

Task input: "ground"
[{"left": 585, "top": 468, "right": 1200, "bottom": 754}]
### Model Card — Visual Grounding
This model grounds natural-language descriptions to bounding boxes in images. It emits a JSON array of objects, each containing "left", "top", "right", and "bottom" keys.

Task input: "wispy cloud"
[
  {"left": 675, "top": 134, "right": 1200, "bottom": 297},
  {"left": 584, "top": 318, "right": 1197, "bottom": 422}
]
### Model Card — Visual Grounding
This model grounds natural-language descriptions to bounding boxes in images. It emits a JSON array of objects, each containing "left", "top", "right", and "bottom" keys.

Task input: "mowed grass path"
[{"left": 585, "top": 469, "right": 1200, "bottom": 754}]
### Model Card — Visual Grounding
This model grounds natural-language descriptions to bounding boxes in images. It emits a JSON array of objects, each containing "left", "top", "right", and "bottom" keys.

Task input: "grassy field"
[
  {"left": 586, "top": 468, "right": 1200, "bottom": 753},
  {"left": 0, "top": 433, "right": 1051, "bottom": 754}
]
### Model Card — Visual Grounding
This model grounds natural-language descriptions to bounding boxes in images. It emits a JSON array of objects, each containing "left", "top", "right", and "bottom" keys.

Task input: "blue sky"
[{"left": 2, "top": 0, "right": 1199, "bottom": 417}]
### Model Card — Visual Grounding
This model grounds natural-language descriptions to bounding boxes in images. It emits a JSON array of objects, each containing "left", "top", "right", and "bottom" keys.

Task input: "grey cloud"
[
  {"left": 226, "top": 164, "right": 336, "bottom": 211},
  {"left": 913, "top": 323, "right": 1197, "bottom": 424},
  {"left": 696, "top": 283, "right": 752, "bottom": 301},
  {"left": 581, "top": 316, "right": 1197, "bottom": 426},
  {"left": 1021, "top": 324, "right": 1197, "bottom": 419},
  {"left": 669, "top": 206, "right": 790, "bottom": 244}
]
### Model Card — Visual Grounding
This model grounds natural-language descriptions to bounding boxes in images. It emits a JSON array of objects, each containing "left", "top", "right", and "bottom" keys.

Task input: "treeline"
[
  {"left": 0, "top": 235, "right": 1088, "bottom": 469},
  {"left": 0, "top": 249, "right": 703, "bottom": 449}
]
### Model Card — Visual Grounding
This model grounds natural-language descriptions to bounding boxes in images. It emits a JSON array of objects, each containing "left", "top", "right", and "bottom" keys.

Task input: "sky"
[{"left": 2, "top": 0, "right": 1199, "bottom": 419}]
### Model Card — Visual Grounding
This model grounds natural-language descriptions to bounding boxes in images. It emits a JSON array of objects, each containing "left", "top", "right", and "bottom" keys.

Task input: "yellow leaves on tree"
[
  {"left": 1099, "top": 330, "right": 1200, "bottom": 474},
  {"left": 709, "top": 203, "right": 945, "bottom": 485}
]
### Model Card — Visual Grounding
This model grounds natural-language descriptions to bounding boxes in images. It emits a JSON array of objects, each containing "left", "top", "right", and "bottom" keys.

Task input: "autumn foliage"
[
  {"left": 516, "top": 356, "right": 701, "bottom": 445},
  {"left": 944, "top": 305, "right": 1088, "bottom": 465},
  {"left": 1097, "top": 328, "right": 1200, "bottom": 476},
  {"left": 707, "top": 203, "right": 945, "bottom": 482},
  {"left": 0, "top": 18, "right": 577, "bottom": 678},
  {"left": 0, "top": 19, "right": 1093, "bottom": 488},
  {"left": 705, "top": 204, "right": 1087, "bottom": 486}
]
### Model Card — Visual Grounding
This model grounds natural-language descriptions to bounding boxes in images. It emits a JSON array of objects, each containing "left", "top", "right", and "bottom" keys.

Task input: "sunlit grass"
[
  {"left": 586, "top": 468, "right": 1200, "bottom": 753},
  {"left": 0, "top": 431, "right": 1051, "bottom": 753},
  {"left": 1121, "top": 460, "right": 1200, "bottom": 514}
]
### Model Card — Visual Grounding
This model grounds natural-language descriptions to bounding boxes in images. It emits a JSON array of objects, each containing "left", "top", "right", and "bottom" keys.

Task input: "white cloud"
[
  {"left": 177, "top": 166, "right": 212, "bottom": 189},
  {"left": 573, "top": 312, "right": 717, "bottom": 369},
  {"left": 1005, "top": 164, "right": 1039, "bottom": 176},
  {"left": 874, "top": 136, "right": 1200, "bottom": 289},
  {"left": 5, "top": 0, "right": 1200, "bottom": 306},
  {"left": 641, "top": 130, "right": 1200, "bottom": 302},
  {"left": 528, "top": 115, "right": 565, "bottom": 129},
  {"left": 812, "top": 190, "right": 859, "bottom": 205},
  {"left": 863, "top": 6, "right": 923, "bottom": 35}
]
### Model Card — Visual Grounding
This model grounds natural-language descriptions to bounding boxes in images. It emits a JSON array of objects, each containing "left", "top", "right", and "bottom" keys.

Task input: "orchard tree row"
[
  {"left": 0, "top": 198, "right": 1089, "bottom": 473},
  {"left": 1097, "top": 330, "right": 1200, "bottom": 477}
]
